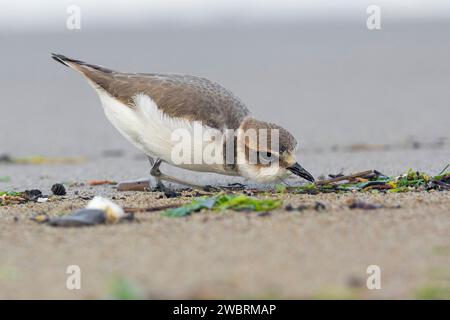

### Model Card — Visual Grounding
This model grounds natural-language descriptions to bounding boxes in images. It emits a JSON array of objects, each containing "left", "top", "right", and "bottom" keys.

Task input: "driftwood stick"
[
  {"left": 117, "top": 180, "right": 150, "bottom": 192},
  {"left": 123, "top": 203, "right": 184, "bottom": 213},
  {"left": 315, "top": 170, "right": 377, "bottom": 186}
]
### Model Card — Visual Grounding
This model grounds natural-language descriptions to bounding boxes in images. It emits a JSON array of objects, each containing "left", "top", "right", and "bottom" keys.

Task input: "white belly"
[{"left": 97, "top": 91, "right": 229, "bottom": 175}]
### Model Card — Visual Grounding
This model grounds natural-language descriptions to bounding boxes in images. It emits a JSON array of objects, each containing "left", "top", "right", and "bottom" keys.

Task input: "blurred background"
[{"left": 1, "top": 0, "right": 449, "bottom": 188}]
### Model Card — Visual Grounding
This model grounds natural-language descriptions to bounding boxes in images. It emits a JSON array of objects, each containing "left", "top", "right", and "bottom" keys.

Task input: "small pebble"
[
  {"left": 314, "top": 202, "right": 326, "bottom": 211},
  {"left": 23, "top": 189, "right": 43, "bottom": 201},
  {"left": 163, "top": 190, "right": 182, "bottom": 198},
  {"left": 257, "top": 211, "right": 272, "bottom": 217},
  {"left": 285, "top": 204, "right": 295, "bottom": 211},
  {"left": 347, "top": 199, "right": 382, "bottom": 210},
  {"left": 51, "top": 183, "right": 66, "bottom": 196}
]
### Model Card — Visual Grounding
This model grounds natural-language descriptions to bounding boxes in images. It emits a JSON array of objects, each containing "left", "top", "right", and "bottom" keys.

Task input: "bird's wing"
[{"left": 53, "top": 54, "right": 250, "bottom": 130}]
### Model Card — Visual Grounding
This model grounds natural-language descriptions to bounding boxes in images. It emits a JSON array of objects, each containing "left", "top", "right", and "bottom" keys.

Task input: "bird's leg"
[
  {"left": 148, "top": 156, "right": 166, "bottom": 191},
  {"left": 150, "top": 158, "right": 217, "bottom": 191}
]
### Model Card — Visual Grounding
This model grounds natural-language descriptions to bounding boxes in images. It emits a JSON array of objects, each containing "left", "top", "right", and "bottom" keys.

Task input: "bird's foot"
[
  {"left": 152, "top": 181, "right": 182, "bottom": 198},
  {"left": 152, "top": 180, "right": 168, "bottom": 192}
]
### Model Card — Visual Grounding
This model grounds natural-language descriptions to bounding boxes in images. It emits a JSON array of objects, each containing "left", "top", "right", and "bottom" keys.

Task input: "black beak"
[{"left": 287, "top": 163, "right": 315, "bottom": 182}]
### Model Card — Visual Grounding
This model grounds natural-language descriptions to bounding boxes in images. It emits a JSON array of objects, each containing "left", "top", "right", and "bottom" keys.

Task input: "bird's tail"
[{"left": 51, "top": 53, "right": 117, "bottom": 94}]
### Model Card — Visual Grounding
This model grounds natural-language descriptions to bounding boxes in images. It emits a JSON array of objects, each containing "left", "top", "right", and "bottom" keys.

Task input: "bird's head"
[{"left": 235, "top": 118, "right": 314, "bottom": 183}]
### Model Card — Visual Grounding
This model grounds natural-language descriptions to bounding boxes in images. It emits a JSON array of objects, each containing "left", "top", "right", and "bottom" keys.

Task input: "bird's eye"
[{"left": 257, "top": 151, "right": 275, "bottom": 165}]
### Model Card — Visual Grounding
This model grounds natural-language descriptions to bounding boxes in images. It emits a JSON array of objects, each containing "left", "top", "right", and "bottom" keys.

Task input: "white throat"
[{"left": 235, "top": 129, "right": 288, "bottom": 182}]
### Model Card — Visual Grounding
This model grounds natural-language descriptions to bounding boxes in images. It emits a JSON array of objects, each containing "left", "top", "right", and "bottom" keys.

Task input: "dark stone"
[
  {"left": 23, "top": 189, "right": 43, "bottom": 201},
  {"left": 314, "top": 202, "right": 326, "bottom": 211},
  {"left": 51, "top": 183, "right": 66, "bottom": 196},
  {"left": 164, "top": 190, "right": 182, "bottom": 198},
  {"left": 285, "top": 204, "right": 295, "bottom": 211},
  {"left": 257, "top": 211, "right": 272, "bottom": 217}
]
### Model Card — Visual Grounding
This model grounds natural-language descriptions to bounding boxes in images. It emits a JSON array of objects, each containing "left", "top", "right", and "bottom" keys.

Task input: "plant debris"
[
  {"left": 0, "top": 154, "right": 86, "bottom": 165},
  {"left": 88, "top": 179, "right": 117, "bottom": 186},
  {"left": 51, "top": 183, "right": 66, "bottom": 196},
  {"left": 123, "top": 203, "right": 182, "bottom": 213},
  {"left": 275, "top": 184, "right": 287, "bottom": 193},
  {"left": 0, "top": 189, "right": 49, "bottom": 206},
  {"left": 117, "top": 180, "right": 150, "bottom": 192},
  {"left": 163, "top": 194, "right": 282, "bottom": 217},
  {"left": 291, "top": 166, "right": 450, "bottom": 194},
  {"left": 0, "top": 192, "right": 25, "bottom": 205}
]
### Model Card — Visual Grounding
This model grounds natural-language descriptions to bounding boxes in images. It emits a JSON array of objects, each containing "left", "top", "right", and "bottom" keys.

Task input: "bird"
[{"left": 51, "top": 53, "right": 314, "bottom": 190}]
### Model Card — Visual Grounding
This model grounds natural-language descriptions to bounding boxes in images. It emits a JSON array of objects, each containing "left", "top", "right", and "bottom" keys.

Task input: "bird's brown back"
[{"left": 68, "top": 58, "right": 250, "bottom": 130}]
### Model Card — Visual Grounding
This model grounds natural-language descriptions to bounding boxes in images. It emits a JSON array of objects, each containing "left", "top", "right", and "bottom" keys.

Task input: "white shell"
[{"left": 86, "top": 196, "right": 125, "bottom": 223}]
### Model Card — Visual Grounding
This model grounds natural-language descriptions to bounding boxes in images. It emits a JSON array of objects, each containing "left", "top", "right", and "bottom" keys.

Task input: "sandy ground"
[
  {"left": 0, "top": 186, "right": 449, "bottom": 299},
  {"left": 1, "top": 21, "right": 449, "bottom": 299}
]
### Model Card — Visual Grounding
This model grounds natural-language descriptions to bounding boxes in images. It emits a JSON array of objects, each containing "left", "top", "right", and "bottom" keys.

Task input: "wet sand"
[{"left": 0, "top": 188, "right": 449, "bottom": 299}]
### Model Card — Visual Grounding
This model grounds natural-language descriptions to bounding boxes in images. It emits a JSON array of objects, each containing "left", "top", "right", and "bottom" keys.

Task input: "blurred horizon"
[
  {"left": 2, "top": 0, "right": 450, "bottom": 33},
  {"left": 0, "top": 0, "right": 449, "bottom": 178}
]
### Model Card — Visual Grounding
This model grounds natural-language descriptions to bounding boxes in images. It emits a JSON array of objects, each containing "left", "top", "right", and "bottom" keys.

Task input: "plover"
[{"left": 52, "top": 53, "right": 314, "bottom": 189}]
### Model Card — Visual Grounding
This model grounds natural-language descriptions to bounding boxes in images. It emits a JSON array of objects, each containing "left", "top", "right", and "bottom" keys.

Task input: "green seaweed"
[
  {"left": 291, "top": 166, "right": 450, "bottom": 195},
  {"left": 163, "top": 197, "right": 216, "bottom": 217},
  {"left": 387, "top": 187, "right": 410, "bottom": 193},
  {"left": 275, "top": 183, "right": 287, "bottom": 193},
  {"left": 214, "top": 194, "right": 282, "bottom": 212},
  {"left": 415, "top": 284, "right": 450, "bottom": 300},
  {"left": 163, "top": 194, "right": 282, "bottom": 217},
  {"left": 0, "top": 191, "right": 21, "bottom": 197},
  {"left": 107, "top": 276, "right": 143, "bottom": 300}
]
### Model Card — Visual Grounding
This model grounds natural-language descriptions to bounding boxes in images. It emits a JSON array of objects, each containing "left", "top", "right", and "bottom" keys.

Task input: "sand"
[
  {"left": 1, "top": 21, "right": 450, "bottom": 299},
  {"left": 1, "top": 187, "right": 449, "bottom": 299}
]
